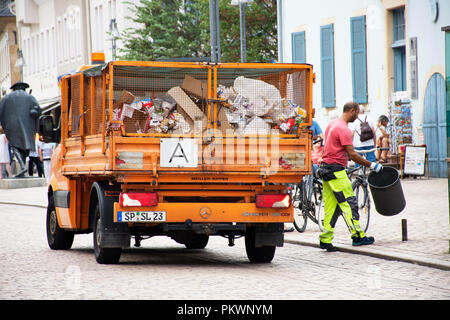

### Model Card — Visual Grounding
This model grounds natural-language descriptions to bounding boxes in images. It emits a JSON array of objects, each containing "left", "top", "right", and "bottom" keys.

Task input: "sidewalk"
[
  {"left": 285, "top": 177, "right": 450, "bottom": 270},
  {"left": 0, "top": 178, "right": 449, "bottom": 270}
]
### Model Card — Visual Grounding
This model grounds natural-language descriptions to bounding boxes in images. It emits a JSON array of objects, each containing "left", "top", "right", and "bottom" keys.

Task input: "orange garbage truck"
[{"left": 39, "top": 58, "right": 314, "bottom": 264}]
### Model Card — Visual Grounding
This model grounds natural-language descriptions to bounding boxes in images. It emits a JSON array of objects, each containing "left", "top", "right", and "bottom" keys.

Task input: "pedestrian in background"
[
  {"left": 376, "top": 115, "right": 390, "bottom": 162},
  {"left": 0, "top": 126, "right": 13, "bottom": 179},
  {"left": 0, "top": 82, "right": 41, "bottom": 177},
  {"left": 39, "top": 141, "right": 55, "bottom": 183},
  {"left": 28, "top": 134, "right": 44, "bottom": 177},
  {"left": 318, "top": 102, "right": 382, "bottom": 252},
  {"left": 350, "top": 107, "right": 377, "bottom": 168}
]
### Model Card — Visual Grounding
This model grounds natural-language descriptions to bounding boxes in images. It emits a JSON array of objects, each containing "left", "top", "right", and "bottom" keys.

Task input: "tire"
[
  {"left": 93, "top": 204, "right": 122, "bottom": 264},
  {"left": 313, "top": 180, "right": 324, "bottom": 232},
  {"left": 293, "top": 182, "right": 307, "bottom": 232},
  {"left": 185, "top": 234, "right": 209, "bottom": 249},
  {"left": 245, "top": 229, "right": 276, "bottom": 263},
  {"left": 292, "top": 183, "right": 308, "bottom": 232},
  {"left": 352, "top": 181, "right": 370, "bottom": 233},
  {"left": 293, "top": 207, "right": 308, "bottom": 232},
  {"left": 46, "top": 195, "right": 74, "bottom": 250}
]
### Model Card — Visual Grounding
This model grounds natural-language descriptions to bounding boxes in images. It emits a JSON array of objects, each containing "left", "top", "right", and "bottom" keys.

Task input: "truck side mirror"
[{"left": 38, "top": 115, "right": 59, "bottom": 143}]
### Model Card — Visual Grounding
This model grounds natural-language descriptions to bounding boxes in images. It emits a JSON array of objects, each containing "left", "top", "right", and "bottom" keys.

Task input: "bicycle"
[
  {"left": 345, "top": 147, "right": 390, "bottom": 233},
  {"left": 292, "top": 139, "right": 324, "bottom": 233}
]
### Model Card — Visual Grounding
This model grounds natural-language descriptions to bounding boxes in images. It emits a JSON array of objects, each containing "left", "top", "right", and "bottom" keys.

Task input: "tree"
[
  {"left": 119, "top": 0, "right": 277, "bottom": 63},
  {"left": 119, "top": 0, "right": 208, "bottom": 60}
]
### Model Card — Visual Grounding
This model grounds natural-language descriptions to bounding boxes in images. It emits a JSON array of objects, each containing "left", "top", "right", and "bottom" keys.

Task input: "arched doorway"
[{"left": 423, "top": 73, "right": 446, "bottom": 177}]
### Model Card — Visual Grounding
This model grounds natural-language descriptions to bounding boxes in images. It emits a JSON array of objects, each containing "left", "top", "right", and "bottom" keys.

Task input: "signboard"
[
  {"left": 160, "top": 138, "right": 198, "bottom": 168},
  {"left": 404, "top": 145, "right": 426, "bottom": 175}
]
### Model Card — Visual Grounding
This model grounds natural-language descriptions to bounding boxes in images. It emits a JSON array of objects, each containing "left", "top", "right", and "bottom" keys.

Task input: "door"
[{"left": 423, "top": 73, "right": 446, "bottom": 177}]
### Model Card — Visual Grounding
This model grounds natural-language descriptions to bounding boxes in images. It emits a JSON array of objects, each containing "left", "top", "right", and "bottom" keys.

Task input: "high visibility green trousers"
[{"left": 319, "top": 169, "right": 365, "bottom": 244}]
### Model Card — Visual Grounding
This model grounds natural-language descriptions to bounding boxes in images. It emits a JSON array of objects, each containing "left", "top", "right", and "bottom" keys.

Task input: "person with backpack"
[{"left": 350, "top": 107, "right": 376, "bottom": 168}]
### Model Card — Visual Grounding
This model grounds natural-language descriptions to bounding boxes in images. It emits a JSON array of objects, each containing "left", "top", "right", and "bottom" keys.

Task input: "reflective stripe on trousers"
[{"left": 319, "top": 169, "right": 365, "bottom": 244}]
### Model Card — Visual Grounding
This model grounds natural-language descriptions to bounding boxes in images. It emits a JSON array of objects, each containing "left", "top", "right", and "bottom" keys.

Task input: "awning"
[{"left": 39, "top": 97, "right": 61, "bottom": 113}]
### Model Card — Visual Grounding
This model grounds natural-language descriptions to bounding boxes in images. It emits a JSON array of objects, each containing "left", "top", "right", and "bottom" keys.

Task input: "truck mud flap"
[
  {"left": 253, "top": 223, "right": 284, "bottom": 247},
  {"left": 91, "top": 181, "right": 130, "bottom": 249}
]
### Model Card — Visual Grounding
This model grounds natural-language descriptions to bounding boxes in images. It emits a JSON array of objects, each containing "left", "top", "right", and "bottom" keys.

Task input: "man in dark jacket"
[{"left": 0, "top": 82, "right": 41, "bottom": 177}]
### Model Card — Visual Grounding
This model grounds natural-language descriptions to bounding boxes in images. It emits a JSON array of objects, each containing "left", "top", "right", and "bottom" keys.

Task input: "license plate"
[{"left": 117, "top": 211, "right": 166, "bottom": 222}]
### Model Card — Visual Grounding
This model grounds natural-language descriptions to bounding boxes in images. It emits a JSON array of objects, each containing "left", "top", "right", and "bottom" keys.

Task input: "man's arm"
[{"left": 344, "top": 144, "right": 371, "bottom": 168}]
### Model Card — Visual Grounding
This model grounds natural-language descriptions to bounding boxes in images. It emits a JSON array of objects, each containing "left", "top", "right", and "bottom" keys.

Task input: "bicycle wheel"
[
  {"left": 312, "top": 179, "right": 324, "bottom": 231},
  {"left": 352, "top": 180, "right": 370, "bottom": 233},
  {"left": 292, "top": 182, "right": 308, "bottom": 233},
  {"left": 302, "top": 175, "right": 316, "bottom": 222}
]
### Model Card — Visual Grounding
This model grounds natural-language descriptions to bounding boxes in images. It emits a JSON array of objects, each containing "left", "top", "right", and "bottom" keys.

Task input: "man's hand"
[{"left": 370, "top": 162, "right": 383, "bottom": 173}]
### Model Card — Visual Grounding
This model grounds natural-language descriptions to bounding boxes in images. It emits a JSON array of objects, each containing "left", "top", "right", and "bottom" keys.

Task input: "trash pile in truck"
[{"left": 113, "top": 75, "right": 307, "bottom": 135}]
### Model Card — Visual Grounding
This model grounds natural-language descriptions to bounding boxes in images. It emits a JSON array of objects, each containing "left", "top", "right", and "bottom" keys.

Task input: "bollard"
[{"left": 401, "top": 219, "right": 407, "bottom": 241}]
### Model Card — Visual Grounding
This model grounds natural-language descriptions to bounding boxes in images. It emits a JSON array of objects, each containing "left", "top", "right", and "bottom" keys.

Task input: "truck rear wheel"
[
  {"left": 245, "top": 230, "right": 276, "bottom": 263},
  {"left": 93, "top": 205, "right": 122, "bottom": 264},
  {"left": 46, "top": 195, "right": 74, "bottom": 250}
]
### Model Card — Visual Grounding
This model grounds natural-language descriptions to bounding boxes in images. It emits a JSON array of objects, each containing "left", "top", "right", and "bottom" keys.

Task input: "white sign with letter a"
[{"left": 160, "top": 138, "right": 198, "bottom": 168}]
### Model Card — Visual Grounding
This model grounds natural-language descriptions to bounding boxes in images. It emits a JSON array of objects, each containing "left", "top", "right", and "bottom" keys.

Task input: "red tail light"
[
  {"left": 256, "top": 194, "right": 291, "bottom": 208},
  {"left": 119, "top": 192, "right": 158, "bottom": 207}
]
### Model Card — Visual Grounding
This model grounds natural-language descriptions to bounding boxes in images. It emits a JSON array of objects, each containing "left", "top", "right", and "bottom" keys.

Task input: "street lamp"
[
  {"left": 231, "top": 0, "right": 253, "bottom": 63},
  {"left": 109, "top": 18, "right": 120, "bottom": 60}
]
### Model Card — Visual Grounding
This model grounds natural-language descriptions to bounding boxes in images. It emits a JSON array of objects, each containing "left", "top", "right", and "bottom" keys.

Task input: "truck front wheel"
[
  {"left": 245, "top": 229, "right": 276, "bottom": 263},
  {"left": 46, "top": 196, "right": 74, "bottom": 250},
  {"left": 93, "top": 205, "right": 122, "bottom": 264}
]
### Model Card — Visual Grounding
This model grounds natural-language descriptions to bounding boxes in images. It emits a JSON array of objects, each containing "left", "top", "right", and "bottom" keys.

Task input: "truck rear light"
[
  {"left": 256, "top": 194, "right": 291, "bottom": 208},
  {"left": 119, "top": 192, "right": 158, "bottom": 207}
]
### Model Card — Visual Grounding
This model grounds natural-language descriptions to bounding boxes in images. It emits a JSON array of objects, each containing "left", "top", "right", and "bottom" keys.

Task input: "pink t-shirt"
[{"left": 322, "top": 118, "right": 353, "bottom": 167}]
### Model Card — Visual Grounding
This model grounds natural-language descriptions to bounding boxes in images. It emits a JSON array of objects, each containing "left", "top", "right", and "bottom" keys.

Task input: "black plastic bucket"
[{"left": 368, "top": 166, "right": 406, "bottom": 216}]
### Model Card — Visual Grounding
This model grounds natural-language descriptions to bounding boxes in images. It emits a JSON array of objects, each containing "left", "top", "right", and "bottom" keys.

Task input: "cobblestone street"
[{"left": 1, "top": 203, "right": 449, "bottom": 300}]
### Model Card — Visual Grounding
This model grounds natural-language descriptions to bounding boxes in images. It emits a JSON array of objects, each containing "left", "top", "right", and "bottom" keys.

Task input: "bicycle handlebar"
[
  {"left": 356, "top": 146, "right": 389, "bottom": 154},
  {"left": 313, "top": 138, "right": 323, "bottom": 145}
]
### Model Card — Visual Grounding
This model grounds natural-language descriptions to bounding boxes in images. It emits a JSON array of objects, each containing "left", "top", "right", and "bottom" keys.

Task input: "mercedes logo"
[{"left": 199, "top": 207, "right": 212, "bottom": 219}]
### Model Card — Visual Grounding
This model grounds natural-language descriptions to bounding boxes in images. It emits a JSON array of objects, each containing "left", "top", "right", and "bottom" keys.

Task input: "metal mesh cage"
[
  {"left": 111, "top": 65, "right": 210, "bottom": 135},
  {"left": 70, "top": 73, "right": 82, "bottom": 136},
  {"left": 67, "top": 63, "right": 310, "bottom": 138},
  {"left": 216, "top": 67, "right": 308, "bottom": 136}
]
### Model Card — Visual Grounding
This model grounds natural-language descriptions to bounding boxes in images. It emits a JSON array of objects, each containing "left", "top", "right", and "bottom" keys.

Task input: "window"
[
  {"left": 94, "top": 4, "right": 104, "bottom": 52},
  {"left": 57, "top": 18, "right": 63, "bottom": 65},
  {"left": 320, "top": 24, "right": 335, "bottom": 108},
  {"left": 46, "top": 29, "right": 50, "bottom": 69},
  {"left": 392, "top": 8, "right": 406, "bottom": 92},
  {"left": 75, "top": 8, "right": 82, "bottom": 59},
  {"left": 350, "top": 16, "right": 368, "bottom": 104},
  {"left": 409, "top": 37, "right": 418, "bottom": 99},
  {"left": 69, "top": 12, "right": 75, "bottom": 61},
  {"left": 51, "top": 27, "right": 56, "bottom": 67},
  {"left": 63, "top": 15, "right": 69, "bottom": 62},
  {"left": 292, "top": 31, "right": 306, "bottom": 63}
]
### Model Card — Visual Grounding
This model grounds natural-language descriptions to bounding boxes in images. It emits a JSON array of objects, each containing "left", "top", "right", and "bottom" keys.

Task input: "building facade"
[
  {"left": 278, "top": 0, "right": 449, "bottom": 177},
  {"left": 0, "top": 0, "right": 19, "bottom": 98},
  {"left": 10, "top": 0, "right": 135, "bottom": 108}
]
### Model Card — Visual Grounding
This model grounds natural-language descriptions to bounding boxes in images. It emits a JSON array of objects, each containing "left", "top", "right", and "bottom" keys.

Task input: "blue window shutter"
[
  {"left": 394, "top": 46, "right": 406, "bottom": 91},
  {"left": 321, "top": 24, "right": 335, "bottom": 108},
  {"left": 292, "top": 31, "right": 306, "bottom": 63},
  {"left": 351, "top": 16, "right": 368, "bottom": 104}
]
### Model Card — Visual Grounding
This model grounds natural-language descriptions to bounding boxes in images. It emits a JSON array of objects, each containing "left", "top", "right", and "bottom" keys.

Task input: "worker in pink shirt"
[{"left": 318, "top": 102, "right": 383, "bottom": 252}]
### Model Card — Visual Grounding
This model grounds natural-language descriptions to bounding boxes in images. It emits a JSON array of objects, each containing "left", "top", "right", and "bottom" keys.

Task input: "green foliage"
[{"left": 119, "top": 0, "right": 277, "bottom": 63}]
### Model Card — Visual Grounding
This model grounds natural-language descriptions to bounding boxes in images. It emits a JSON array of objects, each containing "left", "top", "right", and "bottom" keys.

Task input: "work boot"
[
  {"left": 319, "top": 241, "right": 338, "bottom": 252},
  {"left": 352, "top": 236, "right": 375, "bottom": 246}
]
